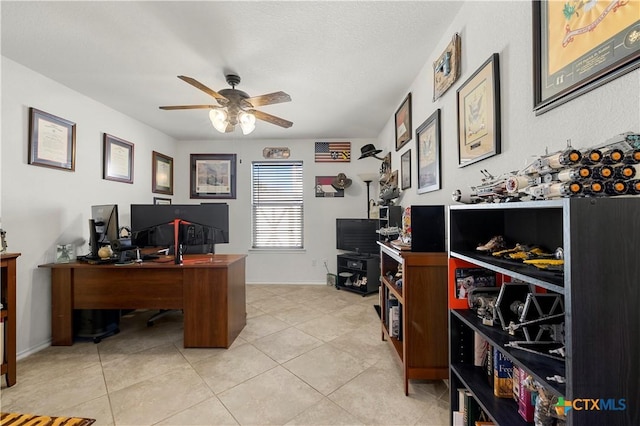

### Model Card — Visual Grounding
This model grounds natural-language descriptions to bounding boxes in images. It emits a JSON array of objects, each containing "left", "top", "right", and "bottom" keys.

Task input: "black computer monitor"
[
  {"left": 130, "top": 203, "right": 229, "bottom": 254},
  {"left": 89, "top": 204, "right": 119, "bottom": 257}
]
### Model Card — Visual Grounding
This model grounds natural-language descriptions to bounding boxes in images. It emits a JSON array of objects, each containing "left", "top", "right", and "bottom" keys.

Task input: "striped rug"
[{"left": 0, "top": 412, "right": 95, "bottom": 426}]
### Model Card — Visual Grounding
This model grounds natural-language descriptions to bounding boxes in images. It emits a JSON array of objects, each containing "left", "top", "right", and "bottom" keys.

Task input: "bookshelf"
[
  {"left": 448, "top": 198, "right": 640, "bottom": 425},
  {"left": 379, "top": 242, "right": 448, "bottom": 395},
  {"left": 1, "top": 253, "right": 20, "bottom": 387},
  {"left": 336, "top": 253, "right": 380, "bottom": 296}
]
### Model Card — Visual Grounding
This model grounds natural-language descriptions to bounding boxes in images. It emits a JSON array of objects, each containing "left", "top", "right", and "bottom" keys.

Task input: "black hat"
[{"left": 358, "top": 144, "right": 383, "bottom": 159}]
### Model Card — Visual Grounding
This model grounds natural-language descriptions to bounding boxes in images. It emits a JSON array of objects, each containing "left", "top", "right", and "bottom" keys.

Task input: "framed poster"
[
  {"left": 456, "top": 53, "right": 501, "bottom": 168},
  {"left": 395, "top": 93, "right": 412, "bottom": 151},
  {"left": 152, "top": 151, "right": 173, "bottom": 195},
  {"left": 315, "top": 176, "right": 344, "bottom": 197},
  {"left": 103, "top": 134, "right": 134, "bottom": 183},
  {"left": 433, "top": 33, "right": 462, "bottom": 101},
  {"left": 190, "top": 153, "right": 236, "bottom": 199},
  {"left": 28, "top": 108, "right": 76, "bottom": 171},
  {"left": 401, "top": 149, "right": 411, "bottom": 190},
  {"left": 153, "top": 197, "right": 172, "bottom": 205},
  {"left": 533, "top": 0, "right": 640, "bottom": 114},
  {"left": 416, "top": 109, "right": 441, "bottom": 194}
]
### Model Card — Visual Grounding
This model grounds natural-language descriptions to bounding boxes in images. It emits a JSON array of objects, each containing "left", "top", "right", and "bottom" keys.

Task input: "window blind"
[{"left": 251, "top": 161, "right": 304, "bottom": 249}]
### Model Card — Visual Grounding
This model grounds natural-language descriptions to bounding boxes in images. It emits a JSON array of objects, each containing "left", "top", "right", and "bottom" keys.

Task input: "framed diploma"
[
  {"left": 103, "top": 134, "right": 134, "bottom": 184},
  {"left": 28, "top": 108, "right": 76, "bottom": 171},
  {"left": 190, "top": 153, "right": 237, "bottom": 199},
  {"left": 152, "top": 151, "right": 173, "bottom": 195}
]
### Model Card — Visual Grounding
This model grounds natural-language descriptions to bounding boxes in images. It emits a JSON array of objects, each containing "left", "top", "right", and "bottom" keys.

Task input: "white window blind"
[{"left": 252, "top": 161, "right": 304, "bottom": 249}]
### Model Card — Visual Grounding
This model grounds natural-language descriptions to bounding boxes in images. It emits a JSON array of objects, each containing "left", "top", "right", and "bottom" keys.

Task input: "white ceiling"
[{"left": 1, "top": 1, "right": 463, "bottom": 141}]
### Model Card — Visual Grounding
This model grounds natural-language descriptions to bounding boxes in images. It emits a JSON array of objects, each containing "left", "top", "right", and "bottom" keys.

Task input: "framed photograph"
[
  {"left": 103, "top": 134, "right": 134, "bottom": 183},
  {"left": 456, "top": 53, "right": 501, "bottom": 168},
  {"left": 190, "top": 153, "right": 236, "bottom": 199},
  {"left": 416, "top": 109, "right": 441, "bottom": 194},
  {"left": 152, "top": 151, "right": 173, "bottom": 195},
  {"left": 315, "top": 176, "right": 344, "bottom": 197},
  {"left": 533, "top": 1, "right": 640, "bottom": 114},
  {"left": 395, "top": 93, "right": 412, "bottom": 151},
  {"left": 400, "top": 149, "right": 411, "bottom": 190},
  {"left": 433, "top": 33, "right": 462, "bottom": 101},
  {"left": 153, "top": 197, "right": 172, "bottom": 205},
  {"left": 28, "top": 108, "right": 76, "bottom": 171}
]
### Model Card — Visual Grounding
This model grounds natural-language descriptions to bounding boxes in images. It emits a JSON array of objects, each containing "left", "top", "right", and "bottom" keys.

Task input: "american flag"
[{"left": 314, "top": 142, "right": 351, "bottom": 162}]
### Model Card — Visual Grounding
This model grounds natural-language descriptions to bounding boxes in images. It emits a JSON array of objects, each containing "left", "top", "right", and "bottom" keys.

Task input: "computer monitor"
[
  {"left": 130, "top": 203, "right": 229, "bottom": 254},
  {"left": 89, "top": 204, "right": 119, "bottom": 257}
]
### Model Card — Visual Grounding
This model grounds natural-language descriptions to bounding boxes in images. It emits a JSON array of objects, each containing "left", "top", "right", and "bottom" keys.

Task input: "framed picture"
[
  {"left": 533, "top": 1, "right": 640, "bottom": 114},
  {"left": 28, "top": 108, "right": 76, "bottom": 171},
  {"left": 456, "top": 53, "right": 501, "bottom": 168},
  {"left": 315, "top": 176, "right": 344, "bottom": 197},
  {"left": 433, "top": 33, "right": 462, "bottom": 101},
  {"left": 190, "top": 153, "right": 236, "bottom": 199},
  {"left": 400, "top": 150, "right": 411, "bottom": 190},
  {"left": 153, "top": 197, "right": 172, "bottom": 205},
  {"left": 379, "top": 152, "right": 392, "bottom": 183},
  {"left": 395, "top": 93, "right": 412, "bottom": 151},
  {"left": 152, "top": 151, "right": 173, "bottom": 195},
  {"left": 416, "top": 109, "right": 441, "bottom": 194},
  {"left": 314, "top": 141, "right": 351, "bottom": 162},
  {"left": 103, "top": 134, "right": 134, "bottom": 183}
]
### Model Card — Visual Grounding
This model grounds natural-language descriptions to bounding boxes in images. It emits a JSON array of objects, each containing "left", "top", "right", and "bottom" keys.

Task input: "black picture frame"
[
  {"left": 533, "top": 0, "right": 640, "bottom": 114},
  {"left": 103, "top": 134, "right": 134, "bottom": 184},
  {"left": 152, "top": 151, "right": 173, "bottom": 195},
  {"left": 153, "top": 197, "right": 172, "bottom": 205},
  {"left": 416, "top": 109, "right": 441, "bottom": 194},
  {"left": 28, "top": 108, "right": 76, "bottom": 171},
  {"left": 395, "top": 93, "right": 412, "bottom": 151},
  {"left": 400, "top": 149, "right": 411, "bottom": 190},
  {"left": 456, "top": 53, "right": 501, "bottom": 168},
  {"left": 190, "top": 153, "right": 237, "bottom": 199}
]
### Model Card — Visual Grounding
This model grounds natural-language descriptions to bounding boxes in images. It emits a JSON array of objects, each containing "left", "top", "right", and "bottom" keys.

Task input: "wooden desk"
[
  {"left": 1, "top": 253, "right": 20, "bottom": 387},
  {"left": 39, "top": 254, "right": 246, "bottom": 348}
]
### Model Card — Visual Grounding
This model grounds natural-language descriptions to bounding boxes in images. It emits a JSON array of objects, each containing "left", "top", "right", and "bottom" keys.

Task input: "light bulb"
[
  {"left": 238, "top": 111, "right": 256, "bottom": 135},
  {"left": 209, "top": 108, "right": 229, "bottom": 133}
]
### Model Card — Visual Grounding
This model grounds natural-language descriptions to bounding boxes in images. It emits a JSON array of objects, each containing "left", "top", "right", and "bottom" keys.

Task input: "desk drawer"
[{"left": 73, "top": 268, "right": 183, "bottom": 309}]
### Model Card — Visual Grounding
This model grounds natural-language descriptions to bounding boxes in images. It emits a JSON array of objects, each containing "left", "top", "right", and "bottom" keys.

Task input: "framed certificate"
[{"left": 28, "top": 108, "right": 76, "bottom": 171}]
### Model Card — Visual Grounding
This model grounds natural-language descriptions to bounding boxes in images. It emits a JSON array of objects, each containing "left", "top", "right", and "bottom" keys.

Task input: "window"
[{"left": 252, "top": 161, "right": 304, "bottom": 249}]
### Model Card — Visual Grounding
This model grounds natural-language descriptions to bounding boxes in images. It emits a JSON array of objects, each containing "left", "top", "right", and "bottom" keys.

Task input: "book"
[
  {"left": 462, "top": 391, "right": 483, "bottom": 426},
  {"left": 493, "top": 348, "right": 513, "bottom": 398},
  {"left": 512, "top": 365, "right": 520, "bottom": 401},
  {"left": 517, "top": 367, "right": 535, "bottom": 422},
  {"left": 474, "top": 332, "right": 488, "bottom": 367},
  {"left": 485, "top": 343, "right": 493, "bottom": 388}
]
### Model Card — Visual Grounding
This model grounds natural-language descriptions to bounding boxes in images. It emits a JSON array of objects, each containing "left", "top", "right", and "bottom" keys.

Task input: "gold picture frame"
[
  {"left": 28, "top": 108, "right": 76, "bottom": 171},
  {"left": 395, "top": 93, "right": 412, "bottom": 151},
  {"left": 103, "top": 134, "right": 134, "bottom": 183},
  {"left": 152, "top": 151, "right": 173, "bottom": 195},
  {"left": 456, "top": 53, "right": 501, "bottom": 168},
  {"left": 433, "top": 33, "right": 461, "bottom": 101}
]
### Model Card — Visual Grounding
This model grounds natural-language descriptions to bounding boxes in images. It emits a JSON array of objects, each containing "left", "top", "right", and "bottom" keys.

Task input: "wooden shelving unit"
[
  {"left": 1, "top": 253, "right": 20, "bottom": 387},
  {"left": 378, "top": 242, "right": 448, "bottom": 395},
  {"left": 448, "top": 198, "right": 639, "bottom": 425}
]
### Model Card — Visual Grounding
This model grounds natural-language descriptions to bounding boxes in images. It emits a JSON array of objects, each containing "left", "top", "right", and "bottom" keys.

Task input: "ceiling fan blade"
[
  {"left": 245, "top": 91, "right": 291, "bottom": 107},
  {"left": 177, "top": 75, "right": 228, "bottom": 102},
  {"left": 250, "top": 109, "right": 293, "bottom": 128},
  {"left": 159, "top": 105, "right": 217, "bottom": 110}
]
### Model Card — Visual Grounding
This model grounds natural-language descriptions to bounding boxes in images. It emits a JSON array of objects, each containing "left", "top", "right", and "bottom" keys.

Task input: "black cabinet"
[
  {"left": 336, "top": 253, "right": 380, "bottom": 296},
  {"left": 448, "top": 198, "right": 640, "bottom": 426},
  {"left": 378, "top": 205, "right": 402, "bottom": 242}
]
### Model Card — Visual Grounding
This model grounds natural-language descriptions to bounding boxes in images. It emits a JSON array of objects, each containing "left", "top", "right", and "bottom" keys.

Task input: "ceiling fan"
[{"left": 160, "top": 74, "right": 293, "bottom": 134}]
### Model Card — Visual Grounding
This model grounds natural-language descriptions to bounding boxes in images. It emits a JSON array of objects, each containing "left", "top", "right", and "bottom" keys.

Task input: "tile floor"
[{"left": 0, "top": 284, "right": 450, "bottom": 425}]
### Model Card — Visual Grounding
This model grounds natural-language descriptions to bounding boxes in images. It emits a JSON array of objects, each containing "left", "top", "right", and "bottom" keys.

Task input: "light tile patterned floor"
[{"left": 1, "top": 284, "right": 449, "bottom": 425}]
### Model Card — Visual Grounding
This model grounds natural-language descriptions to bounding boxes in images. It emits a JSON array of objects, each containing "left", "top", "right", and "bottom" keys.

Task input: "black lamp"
[{"left": 358, "top": 173, "right": 378, "bottom": 218}]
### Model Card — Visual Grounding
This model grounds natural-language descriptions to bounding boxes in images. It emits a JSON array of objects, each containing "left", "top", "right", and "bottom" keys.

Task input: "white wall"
[
  {"left": 376, "top": 1, "right": 639, "bottom": 210},
  {"left": 2, "top": 0, "right": 639, "bottom": 357}
]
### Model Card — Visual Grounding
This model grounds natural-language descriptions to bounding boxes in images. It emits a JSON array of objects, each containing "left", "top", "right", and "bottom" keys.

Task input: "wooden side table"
[{"left": 1, "top": 253, "right": 20, "bottom": 387}]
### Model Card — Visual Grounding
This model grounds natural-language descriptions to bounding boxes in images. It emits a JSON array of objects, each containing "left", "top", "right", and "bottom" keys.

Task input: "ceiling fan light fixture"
[
  {"left": 238, "top": 110, "right": 256, "bottom": 135},
  {"left": 209, "top": 108, "right": 229, "bottom": 133}
]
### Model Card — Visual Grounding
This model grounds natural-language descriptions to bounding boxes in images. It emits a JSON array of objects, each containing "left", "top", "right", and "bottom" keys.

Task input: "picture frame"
[
  {"left": 152, "top": 151, "right": 173, "bottom": 195},
  {"left": 394, "top": 93, "right": 412, "bottom": 151},
  {"left": 153, "top": 197, "right": 172, "bottom": 205},
  {"left": 416, "top": 109, "right": 441, "bottom": 194},
  {"left": 433, "top": 33, "right": 462, "bottom": 101},
  {"left": 379, "top": 152, "right": 392, "bottom": 183},
  {"left": 190, "top": 153, "right": 237, "bottom": 199},
  {"left": 400, "top": 149, "right": 411, "bottom": 190},
  {"left": 103, "top": 134, "right": 134, "bottom": 183},
  {"left": 533, "top": 1, "right": 640, "bottom": 114},
  {"left": 28, "top": 108, "right": 76, "bottom": 171},
  {"left": 315, "top": 176, "right": 345, "bottom": 198},
  {"left": 456, "top": 53, "right": 501, "bottom": 168}
]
